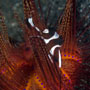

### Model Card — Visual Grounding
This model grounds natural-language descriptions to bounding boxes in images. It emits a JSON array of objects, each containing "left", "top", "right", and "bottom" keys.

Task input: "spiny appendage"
[
  {"left": 55, "top": 0, "right": 82, "bottom": 86},
  {"left": 0, "top": 12, "right": 16, "bottom": 72},
  {"left": 76, "top": 0, "right": 90, "bottom": 57},
  {"left": 23, "top": 0, "right": 46, "bottom": 32},
  {"left": 0, "top": 12, "right": 11, "bottom": 47},
  {"left": 57, "top": 0, "right": 76, "bottom": 38},
  {"left": 77, "top": 25, "right": 90, "bottom": 57},
  {"left": 0, "top": 12, "right": 20, "bottom": 75},
  {"left": 56, "top": 0, "right": 77, "bottom": 53},
  {"left": 0, "top": 30, "right": 14, "bottom": 79}
]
